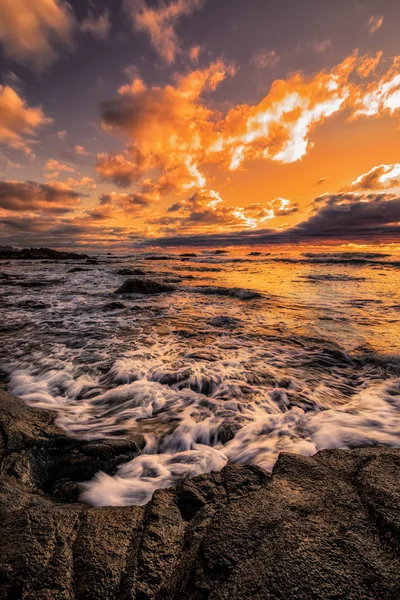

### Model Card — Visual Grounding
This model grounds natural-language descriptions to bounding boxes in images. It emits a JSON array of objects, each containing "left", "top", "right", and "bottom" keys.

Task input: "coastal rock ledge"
[{"left": 0, "top": 389, "right": 399, "bottom": 599}]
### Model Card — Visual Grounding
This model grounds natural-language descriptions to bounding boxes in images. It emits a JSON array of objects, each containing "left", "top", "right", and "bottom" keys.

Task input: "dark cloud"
[
  {"left": 0, "top": 180, "right": 81, "bottom": 214},
  {"left": 141, "top": 193, "right": 400, "bottom": 246}
]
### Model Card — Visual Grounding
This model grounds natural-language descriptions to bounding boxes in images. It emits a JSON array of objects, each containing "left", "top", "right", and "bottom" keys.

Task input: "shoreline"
[{"left": 1, "top": 388, "right": 399, "bottom": 598}]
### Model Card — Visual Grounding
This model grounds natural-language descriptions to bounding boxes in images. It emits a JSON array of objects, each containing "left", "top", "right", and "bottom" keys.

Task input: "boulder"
[
  {"left": 115, "top": 278, "right": 177, "bottom": 295},
  {"left": 0, "top": 388, "right": 399, "bottom": 599}
]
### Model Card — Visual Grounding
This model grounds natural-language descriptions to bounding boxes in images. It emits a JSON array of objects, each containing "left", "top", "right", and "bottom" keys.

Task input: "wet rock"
[
  {"left": 179, "top": 253, "right": 197, "bottom": 257},
  {"left": 115, "top": 268, "right": 146, "bottom": 276},
  {"left": 214, "top": 249, "right": 229, "bottom": 254},
  {"left": 86, "top": 258, "right": 99, "bottom": 265},
  {"left": 144, "top": 255, "right": 171, "bottom": 261},
  {"left": 115, "top": 278, "right": 177, "bottom": 295},
  {"left": 248, "top": 251, "right": 262, "bottom": 256},
  {"left": 0, "top": 247, "right": 89, "bottom": 260},
  {"left": 209, "top": 315, "right": 243, "bottom": 328},
  {"left": 0, "top": 388, "right": 400, "bottom": 599},
  {"left": 102, "top": 301, "right": 126, "bottom": 311},
  {"left": 192, "top": 285, "right": 262, "bottom": 300}
]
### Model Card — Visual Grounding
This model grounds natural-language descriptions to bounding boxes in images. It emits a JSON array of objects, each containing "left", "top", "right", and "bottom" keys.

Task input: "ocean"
[{"left": 1, "top": 247, "right": 400, "bottom": 506}]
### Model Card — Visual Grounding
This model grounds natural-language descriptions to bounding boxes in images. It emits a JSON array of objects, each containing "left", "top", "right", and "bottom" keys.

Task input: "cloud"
[
  {"left": 0, "top": 212, "right": 143, "bottom": 249},
  {"left": 124, "top": 0, "right": 204, "bottom": 64},
  {"left": 62, "top": 176, "right": 96, "bottom": 190},
  {"left": 0, "top": 86, "right": 52, "bottom": 155},
  {"left": 75, "top": 144, "right": 90, "bottom": 156},
  {"left": 314, "top": 39, "right": 332, "bottom": 53},
  {"left": 89, "top": 191, "right": 150, "bottom": 219},
  {"left": 96, "top": 51, "right": 400, "bottom": 242},
  {"left": 189, "top": 45, "right": 201, "bottom": 62},
  {"left": 356, "top": 51, "right": 383, "bottom": 78},
  {"left": 80, "top": 9, "right": 111, "bottom": 40},
  {"left": 350, "top": 164, "right": 400, "bottom": 191},
  {"left": 0, "top": 0, "right": 75, "bottom": 71},
  {"left": 250, "top": 50, "right": 280, "bottom": 70},
  {"left": 353, "top": 57, "right": 400, "bottom": 117},
  {"left": 96, "top": 152, "right": 148, "bottom": 187},
  {"left": 99, "top": 60, "right": 233, "bottom": 194},
  {"left": 368, "top": 15, "right": 384, "bottom": 34},
  {"left": 0, "top": 179, "right": 81, "bottom": 214},
  {"left": 45, "top": 159, "right": 76, "bottom": 174},
  {"left": 148, "top": 189, "right": 298, "bottom": 233},
  {"left": 143, "top": 192, "right": 400, "bottom": 246}
]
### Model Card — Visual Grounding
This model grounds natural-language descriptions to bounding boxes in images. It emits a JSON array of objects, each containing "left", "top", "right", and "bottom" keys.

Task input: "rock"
[
  {"left": 214, "top": 249, "right": 229, "bottom": 254},
  {"left": 0, "top": 247, "right": 89, "bottom": 260},
  {"left": 86, "top": 258, "right": 99, "bottom": 265},
  {"left": 116, "top": 268, "right": 146, "bottom": 276},
  {"left": 248, "top": 251, "right": 262, "bottom": 256},
  {"left": 179, "top": 253, "right": 197, "bottom": 257},
  {"left": 144, "top": 255, "right": 171, "bottom": 261},
  {"left": 209, "top": 315, "right": 243, "bottom": 328},
  {"left": 115, "top": 278, "right": 177, "bottom": 295},
  {"left": 0, "top": 388, "right": 399, "bottom": 599},
  {"left": 102, "top": 301, "right": 126, "bottom": 311}
]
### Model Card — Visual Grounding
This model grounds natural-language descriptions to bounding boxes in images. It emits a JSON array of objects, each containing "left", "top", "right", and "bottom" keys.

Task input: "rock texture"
[
  {"left": 0, "top": 388, "right": 399, "bottom": 599},
  {"left": 115, "top": 278, "right": 177, "bottom": 295},
  {"left": 0, "top": 247, "right": 90, "bottom": 261}
]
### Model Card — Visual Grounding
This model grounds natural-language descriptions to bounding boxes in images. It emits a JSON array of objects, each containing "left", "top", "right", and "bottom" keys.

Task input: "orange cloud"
[
  {"left": 45, "top": 159, "right": 76, "bottom": 174},
  {"left": 124, "top": 0, "right": 204, "bottom": 64},
  {"left": 0, "top": 86, "right": 51, "bottom": 155},
  {"left": 96, "top": 52, "right": 400, "bottom": 237},
  {"left": 75, "top": 144, "right": 90, "bottom": 156},
  {"left": 0, "top": 0, "right": 74, "bottom": 71},
  {"left": 351, "top": 164, "right": 400, "bottom": 191},
  {"left": 148, "top": 189, "right": 298, "bottom": 234},
  {"left": 368, "top": 15, "right": 384, "bottom": 34}
]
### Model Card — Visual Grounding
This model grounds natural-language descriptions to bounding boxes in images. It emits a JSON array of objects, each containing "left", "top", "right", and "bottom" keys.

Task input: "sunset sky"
[{"left": 1, "top": 0, "right": 400, "bottom": 249}]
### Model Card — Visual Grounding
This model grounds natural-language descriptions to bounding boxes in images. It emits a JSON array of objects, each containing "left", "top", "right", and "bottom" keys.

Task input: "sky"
[{"left": 1, "top": 0, "right": 400, "bottom": 250}]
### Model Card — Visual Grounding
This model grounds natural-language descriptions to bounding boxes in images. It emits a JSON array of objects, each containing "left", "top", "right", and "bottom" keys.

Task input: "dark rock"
[
  {"left": 179, "top": 253, "right": 197, "bottom": 257},
  {"left": 248, "top": 251, "right": 262, "bottom": 256},
  {"left": 0, "top": 388, "right": 400, "bottom": 599},
  {"left": 116, "top": 268, "right": 146, "bottom": 276},
  {"left": 214, "top": 249, "right": 229, "bottom": 254},
  {"left": 144, "top": 255, "right": 171, "bottom": 260},
  {"left": 0, "top": 247, "right": 89, "bottom": 260},
  {"left": 102, "top": 301, "right": 126, "bottom": 311},
  {"left": 209, "top": 315, "right": 243, "bottom": 328},
  {"left": 115, "top": 278, "right": 177, "bottom": 295},
  {"left": 86, "top": 258, "right": 99, "bottom": 265}
]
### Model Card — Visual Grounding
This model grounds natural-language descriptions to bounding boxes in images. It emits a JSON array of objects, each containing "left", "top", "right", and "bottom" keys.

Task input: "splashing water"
[{"left": 1, "top": 247, "right": 400, "bottom": 505}]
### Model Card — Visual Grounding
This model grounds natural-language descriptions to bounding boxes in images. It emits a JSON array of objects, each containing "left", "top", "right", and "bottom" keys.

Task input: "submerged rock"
[
  {"left": 0, "top": 388, "right": 399, "bottom": 599},
  {"left": 115, "top": 278, "right": 177, "bottom": 295}
]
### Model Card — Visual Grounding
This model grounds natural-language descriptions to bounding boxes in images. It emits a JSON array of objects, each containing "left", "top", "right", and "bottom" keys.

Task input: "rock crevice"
[{"left": 0, "top": 388, "right": 399, "bottom": 599}]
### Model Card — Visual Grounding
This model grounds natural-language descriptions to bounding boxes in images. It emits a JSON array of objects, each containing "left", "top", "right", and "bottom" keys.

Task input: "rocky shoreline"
[{"left": 0, "top": 388, "right": 399, "bottom": 599}]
